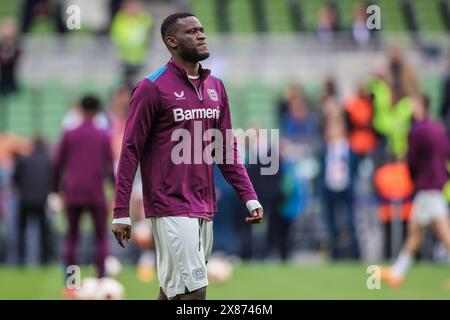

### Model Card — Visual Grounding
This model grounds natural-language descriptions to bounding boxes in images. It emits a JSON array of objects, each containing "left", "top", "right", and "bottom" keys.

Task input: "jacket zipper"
[{"left": 188, "top": 77, "right": 203, "bottom": 101}]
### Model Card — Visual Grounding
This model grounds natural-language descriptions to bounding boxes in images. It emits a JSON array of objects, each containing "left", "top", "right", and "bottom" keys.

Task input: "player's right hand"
[
  {"left": 245, "top": 207, "right": 263, "bottom": 224},
  {"left": 112, "top": 223, "right": 132, "bottom": 248}
]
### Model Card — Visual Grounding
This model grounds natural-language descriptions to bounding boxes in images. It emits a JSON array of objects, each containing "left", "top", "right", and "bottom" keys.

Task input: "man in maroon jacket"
[
  {"left": 53, "top": 95, "right": 115, "bottom": 293},
  {"left": 112, "top": 12, "right": 264, "bottom": 300},
  {"left": 381, "top": 93, "right": 450, "bottom": 288}
]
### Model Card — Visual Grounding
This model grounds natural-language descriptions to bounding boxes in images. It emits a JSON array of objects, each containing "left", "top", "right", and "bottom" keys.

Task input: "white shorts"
[
  {"left": 150, "top": 216, "right": 213, "bottom": 299},
  {"left": 411, "top": 191, "right": 449, "bottom": 226}
]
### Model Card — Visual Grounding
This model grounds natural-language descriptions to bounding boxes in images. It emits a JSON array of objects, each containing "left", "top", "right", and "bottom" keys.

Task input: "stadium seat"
[
  {"left": 338, "top": 0, "right": 362, "bottom": 30},
  {"left": 0, "top": 0, "right": 18, "bottom": 21},
  {"left": 301, "top": 0, "right": 327, "bottom": 32},
  {"left": 190, "top": 0, "right": 219, "bottom": 34},
  {"left": 241, "top": 81, "right": 277, "bottom": 129},
  {"left": 412, "top": 0, "right": 446, "bottom": 33},
  {"left": 376, "top": 0, "right": 408, "bottom": 32},
  {"left": 228, "top": 0, "right": 257, "bottom": 34},
  {"left": 263, "top": 0, "right": 294, "bottom": 33}
]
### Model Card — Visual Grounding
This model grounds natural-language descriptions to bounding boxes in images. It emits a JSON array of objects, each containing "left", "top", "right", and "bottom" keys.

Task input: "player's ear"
[{"left": 165, "top": 36, "right": 177, "bottom": 50}]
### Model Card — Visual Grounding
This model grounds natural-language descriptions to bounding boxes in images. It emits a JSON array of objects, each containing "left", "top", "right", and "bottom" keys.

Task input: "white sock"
[{"left": 391, "top": 251, "right": 412, "bottom": 277}]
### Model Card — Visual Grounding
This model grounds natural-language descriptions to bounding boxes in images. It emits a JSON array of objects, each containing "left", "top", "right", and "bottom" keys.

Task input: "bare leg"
[
  {"left": 391, "top": 219, "right": 424, "bottom": 278},
  {"left": 403, "top": 219, "right": 425, "bottom": 256},
  {"left": 432, "top": 216, "right": 450, "bottom": 252},
  {"left": 157, "top": 287, "right": 168, "bottom": 300}
]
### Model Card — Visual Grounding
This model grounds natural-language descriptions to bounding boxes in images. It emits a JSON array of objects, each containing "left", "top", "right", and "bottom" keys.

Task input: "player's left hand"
[{"left": 245, "top": 207, "right": 263, "bottom": 224}]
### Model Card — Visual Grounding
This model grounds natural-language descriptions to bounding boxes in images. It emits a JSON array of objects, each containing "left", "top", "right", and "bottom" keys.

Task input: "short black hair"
[
  {"left": 160, "top": 12, "right": 195, "bottom": 42},
  {"left": 80, "top": 95, "right": 101, "bottom": 112}
]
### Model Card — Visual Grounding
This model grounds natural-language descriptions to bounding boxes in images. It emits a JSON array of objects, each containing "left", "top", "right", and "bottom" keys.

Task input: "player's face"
[{"left": 175, "top": 16, "right": 209, "bottom": 63}]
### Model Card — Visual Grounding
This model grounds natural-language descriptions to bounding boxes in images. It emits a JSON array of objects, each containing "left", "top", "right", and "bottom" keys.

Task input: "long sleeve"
[
  {"left": 113, "top": 80, "right": 160, "bottom": 219},
  {"left": 216, "top": 80, "right": 258, "bottom": 205}
]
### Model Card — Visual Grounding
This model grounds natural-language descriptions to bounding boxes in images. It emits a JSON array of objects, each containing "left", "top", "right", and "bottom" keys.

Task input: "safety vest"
[
  {"left": 374, "top": 162, "right": 414, "bottom": 222},
  {"left": 345, "top": 95, "right": 377, "bottom": 155}
]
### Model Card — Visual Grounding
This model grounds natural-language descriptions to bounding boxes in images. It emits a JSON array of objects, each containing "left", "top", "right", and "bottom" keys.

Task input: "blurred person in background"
[
  {"left": 111, "top": 0, "right": 153, "bottom": 87},
  {"left": 0, "top": 18, "right": 21, "bottom": 96},
  {"left": 381, "top": 46, "right": 417, "bottom": 159},
  {"left": 14, "top": 135, "right": 53, "bottom": 266},
  {"left": 108, "top": 85, "right": 132, "bottom": 164},
  {"left": 0, "top": 132, "right": 31, "bottom": 263},
  {"left": 369, "top": 68, "right": 413, "bottom": 161},
  {"left": 320, "top": 119, "right": 360, "bottom": 260},
  {"left": 388, "top": 44, "right": 419, "bottom": 99},
  {"left": 52, "top": 95, "right": 115, "bottom": 297},
  {"left": 20, "top": 0, "right": 66, "bottom": 34},
  {"left": 276, "top": 84, "right": 319, "bottom": 261},
  {"left": 344, "top": 84, "right": 378, "bottom": 158},
  {"left": 247, "top": 130, "right": 284, "bottom": 261},
  {"left": 62, "top": 100, "right": 111, "bottom": 132},
  {"left": 316, "top": 2, "right": 339, "bottom": 43},
  {"left": 351, "top": 3, "right": 371, "bottom": 48},
  {"left": 319, "top": 77, "right": 345, "bottom": 129},
  {"left": 279, "top": 84, "right": 320, "bottom": 148},
  {"left": 381, "top": 93, "right": 450, "bottom": 287}
]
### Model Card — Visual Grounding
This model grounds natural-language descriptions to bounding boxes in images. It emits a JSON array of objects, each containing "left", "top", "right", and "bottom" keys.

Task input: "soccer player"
[
  {"left": 381, "top": 93, "right": 450, "bottom": 287},
  {"left": 112, "top": 12, "right": 263, "bottom": 300},
  {"left": 53, "top": 96, "right": 115, "bottom": 296}
]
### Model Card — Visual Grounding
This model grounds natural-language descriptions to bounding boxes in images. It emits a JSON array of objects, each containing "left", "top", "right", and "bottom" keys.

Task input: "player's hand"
[
  {"left": 112, "top": 223, "right": 132, "bottom": 248},
  {"left": 245, "top": 207, "right": 263, "bottom": 224}
]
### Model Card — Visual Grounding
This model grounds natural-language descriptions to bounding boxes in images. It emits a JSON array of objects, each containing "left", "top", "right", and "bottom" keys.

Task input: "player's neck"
[{"left": 172, "top": 56, "right": 200, "bottom": 77}]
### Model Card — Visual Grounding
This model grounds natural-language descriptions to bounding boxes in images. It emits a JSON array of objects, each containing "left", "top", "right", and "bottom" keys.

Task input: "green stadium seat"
[
  {"left": 0, "top": 1, "right": 18, "bottom": 21},
  {"left": 190, "top": 0, "right": 219, "bottom": 34},
  {"left": 263, "top": 0, "right": 294, "bottom": 33},
  {"left": 302, "top": 0, "right": 326, "bottom": 32},
  {"left": 376, "top": 0, "right": 408, "bottom": 32},
  {"left": 412, "top": 0, "right": 445, "bottom": 33},
  {"left": 338, "top": 0, "right": 362, "bottom": 30},
  {"left": 241, "top": 81, "right": 277, "bottom": 129},
  {"left": 228, "top": 0, "right": 257, "bottom": 34},
  {"left": 222, "top": 80, "right": 245, "bottom": 128},
  {"left": 3, "top": 90, "right": 32, "bottom": 137}
]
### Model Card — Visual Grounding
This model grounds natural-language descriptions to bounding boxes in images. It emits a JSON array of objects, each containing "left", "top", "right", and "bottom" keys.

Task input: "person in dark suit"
[{"left": 14, "top": 135, "right": 52, "bottom": 265}]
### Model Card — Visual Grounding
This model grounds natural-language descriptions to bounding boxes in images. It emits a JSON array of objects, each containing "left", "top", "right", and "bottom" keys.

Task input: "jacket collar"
[{"left": 167, "top": 57, "right": 211, "bottom": 81}]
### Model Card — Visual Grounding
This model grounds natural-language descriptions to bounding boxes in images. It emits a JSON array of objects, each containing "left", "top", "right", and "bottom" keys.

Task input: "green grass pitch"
[{"left": 0, "top": 262, "right": 449, "bottom": 299}]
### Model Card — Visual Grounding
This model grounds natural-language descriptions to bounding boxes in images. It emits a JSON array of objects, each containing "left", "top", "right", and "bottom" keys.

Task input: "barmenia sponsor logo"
[{"left": 173, "top": 107, "right": 220, "bottom": 122}]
